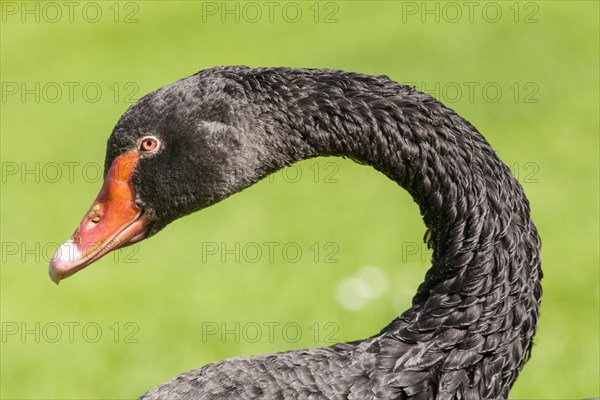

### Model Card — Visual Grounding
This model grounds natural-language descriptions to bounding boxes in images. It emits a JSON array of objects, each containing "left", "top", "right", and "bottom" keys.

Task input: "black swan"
[{"left": 49, "top": 66, "right": 542, "bottom": 399}]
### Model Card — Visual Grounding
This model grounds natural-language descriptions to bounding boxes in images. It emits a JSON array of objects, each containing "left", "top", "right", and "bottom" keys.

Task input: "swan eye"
[{"left": 140, "top": 136, "right": 159, "bottom": 153}]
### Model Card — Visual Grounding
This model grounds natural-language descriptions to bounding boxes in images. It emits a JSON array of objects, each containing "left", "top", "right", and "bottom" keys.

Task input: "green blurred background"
[{"left": 1, "top": 1, "right": 598, "bottom": 398}]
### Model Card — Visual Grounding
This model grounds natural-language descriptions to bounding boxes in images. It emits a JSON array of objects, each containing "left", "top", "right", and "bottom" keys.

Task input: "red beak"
[{"left": 49, "top": 150, "right": 151, "bottom": 284}]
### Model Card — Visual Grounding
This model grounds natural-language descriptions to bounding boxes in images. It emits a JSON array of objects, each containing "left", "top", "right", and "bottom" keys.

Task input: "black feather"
[{"left": 104, "top": 66, "right": 542, "bottom": 400}]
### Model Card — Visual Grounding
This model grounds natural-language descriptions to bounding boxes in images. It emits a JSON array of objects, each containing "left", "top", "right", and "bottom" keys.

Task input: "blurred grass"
[{"left": 1, "top": 1, "right": 598, "bottom": 399}]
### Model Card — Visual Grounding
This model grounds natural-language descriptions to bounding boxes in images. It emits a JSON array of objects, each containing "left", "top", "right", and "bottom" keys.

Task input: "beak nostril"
[
  {"left": 88, "top": 205, "right": 102, "bottom": 220},
  {"left": 88, "top": 204, "right": 102, "bottom": 223}
]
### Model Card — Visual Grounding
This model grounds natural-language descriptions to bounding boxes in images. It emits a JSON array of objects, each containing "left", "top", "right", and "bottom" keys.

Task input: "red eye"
[{"left": 140, "top": 137, "right": 159, "bottom": 152}]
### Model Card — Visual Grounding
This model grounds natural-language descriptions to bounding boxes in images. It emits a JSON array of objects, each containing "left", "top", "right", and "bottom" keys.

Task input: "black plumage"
[{"left": 103, "top": 67, "right": 542, "bottom": 399}]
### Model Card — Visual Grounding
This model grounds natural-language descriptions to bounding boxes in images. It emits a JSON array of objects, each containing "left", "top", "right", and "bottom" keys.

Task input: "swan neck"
[{"left": 255, "top": 75, "right": 541, "bottom": 314}]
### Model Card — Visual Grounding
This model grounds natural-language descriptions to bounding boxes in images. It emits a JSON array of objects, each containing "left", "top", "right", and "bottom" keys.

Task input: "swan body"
[{"left": 50, "top": 67, "right": 542, "bottom": 399}]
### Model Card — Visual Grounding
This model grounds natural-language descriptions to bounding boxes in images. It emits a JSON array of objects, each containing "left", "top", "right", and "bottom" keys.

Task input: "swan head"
[{"left": 49, "top": 73, "right": 268, "bottom": 283}]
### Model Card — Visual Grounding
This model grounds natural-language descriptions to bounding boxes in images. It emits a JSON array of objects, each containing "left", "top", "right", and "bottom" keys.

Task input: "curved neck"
[
  {"left": 214, "top": 68, "right": 543, "bottom": 394},
  {"left": 236, "top": 68, "right": 541, "bottom": 339}
]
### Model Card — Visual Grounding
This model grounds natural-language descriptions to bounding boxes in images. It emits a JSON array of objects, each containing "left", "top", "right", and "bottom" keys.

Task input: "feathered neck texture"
[{"left": 213, "top": 66, "right": 542, "bottom": 389}]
